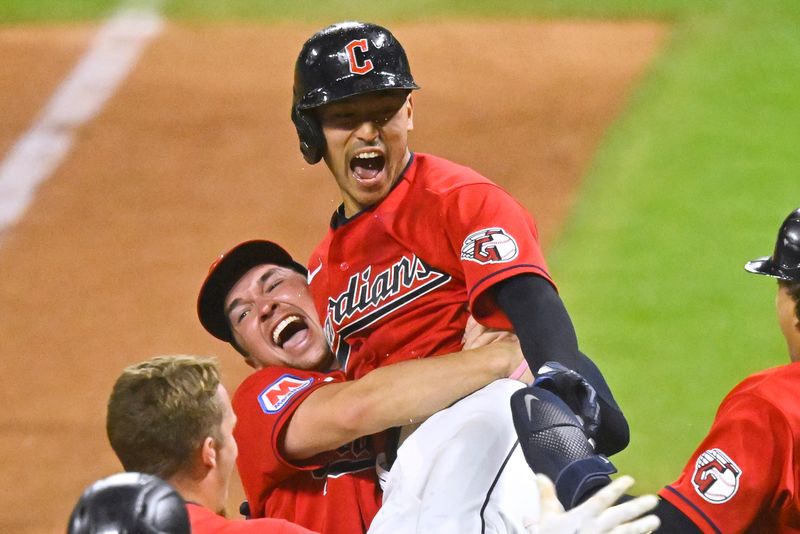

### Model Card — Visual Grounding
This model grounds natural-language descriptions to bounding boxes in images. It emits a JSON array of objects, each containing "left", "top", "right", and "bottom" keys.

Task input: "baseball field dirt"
[{"left": 0, "top": 20, "right": 666, "bottom": 532}]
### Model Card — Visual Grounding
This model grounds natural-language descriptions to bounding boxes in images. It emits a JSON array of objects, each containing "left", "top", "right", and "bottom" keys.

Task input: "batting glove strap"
[
  {"left": 554, "top": 455, "right": 617, "bottom": 510},
  {"left": 534, "top": 361, "right": 601, "bottom": 438}
]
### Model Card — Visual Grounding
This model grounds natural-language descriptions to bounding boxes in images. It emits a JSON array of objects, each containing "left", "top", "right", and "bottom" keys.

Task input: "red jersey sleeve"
[
  {"left": 232, "top": 367, "right": 347, "bottom": 517},
  {"left": 659, "top": 391, "right": 793, "bottom": 533},
  {"left": 441, "top": 182, "right": 553, "bottom": 328}
]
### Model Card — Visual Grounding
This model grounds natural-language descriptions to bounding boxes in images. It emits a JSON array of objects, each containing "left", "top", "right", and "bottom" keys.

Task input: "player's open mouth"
[
  {"left": 350, "top": 151, "right": 385, "bottom": 182},
  {"left": 272, "top": 315, "right": 308, "bottom": 349}
]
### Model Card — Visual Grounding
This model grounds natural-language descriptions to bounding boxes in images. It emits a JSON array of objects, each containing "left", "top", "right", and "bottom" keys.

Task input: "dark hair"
[
  {"left": 228, "top": 331, "right": 249, "bottom": 359},
  {"left": 779, "top": 280, "right": 800, "bottom": 321}
]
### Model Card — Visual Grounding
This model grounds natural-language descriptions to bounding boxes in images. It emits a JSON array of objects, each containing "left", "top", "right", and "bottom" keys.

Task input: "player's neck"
[{"left": 167, "top": 472, "right": 221, "bottom": 516}]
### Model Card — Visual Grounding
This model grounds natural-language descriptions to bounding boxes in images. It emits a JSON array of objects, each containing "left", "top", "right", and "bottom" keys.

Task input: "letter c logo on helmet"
[
  {"left": 345, "top": 39, "right": 374, "bottom": 75},
  {"left": 291, "top": 21, "right": 420, "bottom": 164}
]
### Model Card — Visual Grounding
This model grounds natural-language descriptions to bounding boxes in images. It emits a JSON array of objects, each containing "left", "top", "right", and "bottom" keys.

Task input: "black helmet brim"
[{"left": 744, "top": 208, "right": 800, "bottom": 283}]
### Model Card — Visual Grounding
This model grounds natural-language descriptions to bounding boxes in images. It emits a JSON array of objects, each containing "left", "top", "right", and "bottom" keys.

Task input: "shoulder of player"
[
  {"left": 717, "top": 363, "right": 800, "bottom": 424},
  {"left": 725, "top": 362, "right": 800, "bottom": 398},
  {"left": 186, "top": 502, "right": 230, "bottom": 530},
  {"left": 411, "top": 152, "right": 505, "bottom": 195},
  {"left": 233, "top": 368, "right": 341, "bottom": 406},
  {"left": 188, "top": 503, "right": 299, "bottom": 533}
]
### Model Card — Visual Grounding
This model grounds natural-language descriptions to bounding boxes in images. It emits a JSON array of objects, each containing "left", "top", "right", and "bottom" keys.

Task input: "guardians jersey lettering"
[{"left": 324, "top": 255, "right": 451, "bottom": 367}]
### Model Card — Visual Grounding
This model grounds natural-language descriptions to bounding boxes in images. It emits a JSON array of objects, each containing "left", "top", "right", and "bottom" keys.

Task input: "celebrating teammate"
[
  {"left": 197, "top": 239, "right": 539, "bottom": 532},
  {"left": 654, "top": 207, "right": 800, "bottom": 531},
  {"left": 514, "top": 207, "right": 800, "bottom": 532},
  {"left": 197, "top": 239, "right": 661, "bottom": 533},
  {"left": 105, "top": 354, "right": 317, "bottom": 533},
  {"left": 291, "top": 20, "right": 627, "bottom": 509}
]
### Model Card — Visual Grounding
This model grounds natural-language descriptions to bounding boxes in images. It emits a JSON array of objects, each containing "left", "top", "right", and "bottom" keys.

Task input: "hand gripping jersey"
[
  {"left": 659, "top": 362, "right": 800, "bottom": 533},
  {"left": 232, "top": 367, "right": 382, "bottom": 534},
  {"left": 186, "top": 502, "right": 319, "bottom": 533},
  {"left": 308, "top": 152, "right": 554, "bottom": 378}
]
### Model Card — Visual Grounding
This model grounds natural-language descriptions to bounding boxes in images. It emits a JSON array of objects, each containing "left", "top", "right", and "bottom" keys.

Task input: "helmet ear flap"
[{"left": 291, "top": 106, "right": 325, "bottom": 164}]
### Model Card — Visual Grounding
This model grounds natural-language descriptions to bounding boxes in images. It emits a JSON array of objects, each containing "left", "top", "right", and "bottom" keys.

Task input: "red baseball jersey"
[
  {"left": 186, "top": 502, "right": 319, "bottom": 533},
  {"left": 659, "top": 362, "right": 800, "bottom": 533},
  {"left": 308, "top": 152, "right": 553, "bottom": 379},
  {"left": 232, "top": 367, "right": 382, "bottom": 534}
]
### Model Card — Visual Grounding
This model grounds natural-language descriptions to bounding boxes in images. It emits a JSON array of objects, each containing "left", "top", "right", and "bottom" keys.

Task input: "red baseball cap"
[{"left": 197, "top": 240, "right": 308, "bottom": 342}]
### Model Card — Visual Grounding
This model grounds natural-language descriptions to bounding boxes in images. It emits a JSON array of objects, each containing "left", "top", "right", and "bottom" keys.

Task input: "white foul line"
[{"left": 0, "top": 6, "right": 164, "bottom": 234}]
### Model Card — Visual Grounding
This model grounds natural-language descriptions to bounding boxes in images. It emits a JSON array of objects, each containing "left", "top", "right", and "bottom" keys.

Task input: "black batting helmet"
[
  {"left": 745, "top": 207, "right": 800, "bottom": 282},
  {"left": 292, "top": 21, "right": 419, "bottom": 164},
  {"left": 67, "top": 473, "right": 190, "bottom": 534}
]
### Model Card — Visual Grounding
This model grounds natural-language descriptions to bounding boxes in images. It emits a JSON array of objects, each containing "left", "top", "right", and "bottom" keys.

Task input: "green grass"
[
  {"left": 550, "top": 0, "right": 800, "bottom": 490},
  {"left": 4, "top": 0, "right": 799, "bottom": 498},
  {"left": 0, "top": 0, "right": 714, "bottom": 25},
  {"left": 0, "top": 0, "right": 116, "bottom": 23}
]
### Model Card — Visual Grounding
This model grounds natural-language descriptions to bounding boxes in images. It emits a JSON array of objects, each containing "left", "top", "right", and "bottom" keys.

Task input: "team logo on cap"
[
  {"left": 345, "top": 39, "right": 374, "bottom": 75},
  {"left": 692, "top": 448, "right": 741, "bottom": 503},
  {"left": 258, "top": 375, "right": 314, "bottom": 413},
  {"left": 461, "top": 228, "right": 519, "bottom": 264}
]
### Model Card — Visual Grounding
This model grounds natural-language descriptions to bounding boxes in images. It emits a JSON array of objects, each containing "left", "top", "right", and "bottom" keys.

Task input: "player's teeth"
[
  {"left": 273, "top": 316, "right": 300, "bottom": 345},
  {"left": 355, "top": 152, "right": 379, "bottom": 159}
]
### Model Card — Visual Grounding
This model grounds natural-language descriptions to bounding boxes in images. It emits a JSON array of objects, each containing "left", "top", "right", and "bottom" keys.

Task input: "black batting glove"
[
  {"left": 510, "top": 386, "right": 616, "bottom": 510},
  {"left": 533, "top": 361, "right": 601, "bottom": 440}
]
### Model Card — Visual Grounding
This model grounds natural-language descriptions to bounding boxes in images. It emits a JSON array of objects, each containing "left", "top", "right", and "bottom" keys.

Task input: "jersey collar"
[{"left": 330, "top": 152, "right": 416, "bottom": 229}]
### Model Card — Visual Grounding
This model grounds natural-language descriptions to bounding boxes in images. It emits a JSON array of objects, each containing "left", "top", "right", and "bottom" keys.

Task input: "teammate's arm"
[
  {"left": 282, "top": 339, "right": 523, "bottom": 460},
  {"left": 650, "top": 500, "right": 702, "bottom": 533},
  {"left": 493, "top": 274, "right": 630, "bottom": 455}
]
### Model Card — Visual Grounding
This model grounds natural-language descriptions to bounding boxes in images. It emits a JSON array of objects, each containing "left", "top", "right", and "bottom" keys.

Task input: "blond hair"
[{"left": 106, "top": 355, "right": 223, "bottom": 479}]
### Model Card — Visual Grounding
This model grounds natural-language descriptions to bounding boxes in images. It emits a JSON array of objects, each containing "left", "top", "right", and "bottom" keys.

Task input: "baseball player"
[
  {"left": 105, "top": 355, "right": 317, "bottom": 533},
  {"left": 196, "top": 240, "right": 534, "bottom": 533},
  {"left": 654, "top": 207, "right": 800, "bottom": 532},
  {"left": 68, "top": 472, "right": 190, "bottom": 534},
  {"left": 198, "top": 240, "right": 664, "bottom": 533},
  {"left": 291, "top": 20, "right": 627, "bottom": 510},
  {"left": 513, "top": 207, "right": 800, "bottom": 532}
]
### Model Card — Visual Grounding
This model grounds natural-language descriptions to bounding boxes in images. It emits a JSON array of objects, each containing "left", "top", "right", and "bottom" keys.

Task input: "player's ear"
[
  {"left": 406, "top": 93, "right": 414, "bottom": 131},
  {"left": 201, "top": 436, "right": 217, "bottom": 468}
]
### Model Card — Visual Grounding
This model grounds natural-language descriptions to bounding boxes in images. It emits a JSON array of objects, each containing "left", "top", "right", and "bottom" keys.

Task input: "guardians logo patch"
[
  {"left": 461, "top": 228, "right": 519, "bottom": 264},
  {"left": 692, "top": 448, "right": 742, "bottom": 503}
]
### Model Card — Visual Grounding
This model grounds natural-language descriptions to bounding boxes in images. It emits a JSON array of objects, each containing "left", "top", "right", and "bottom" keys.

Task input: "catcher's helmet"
[
  {"left": 67, "top": 472, "right": 190, "bottom": 534},
  {"left": 745, "top": 207, "right": 800, "bottom": 282},
  {"left": 292, "top": 21, "right": 419, "bottom": 164}
]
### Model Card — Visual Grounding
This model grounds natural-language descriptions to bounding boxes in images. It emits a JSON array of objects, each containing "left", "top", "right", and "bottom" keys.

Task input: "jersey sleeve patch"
[
  {"left": 257, "top": 374, "right": 315, "bottom": 414},
  {"left": 461, "top": 227, "right": 519, "bottom": 264},
  {"left": 692, "top": 448, "right": 742, "bottom": 503}
]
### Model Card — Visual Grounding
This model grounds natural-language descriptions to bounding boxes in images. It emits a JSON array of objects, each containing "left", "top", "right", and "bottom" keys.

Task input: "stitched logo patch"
[
  {"left": 461, "top": 228, "right": 519, "bottom": 264},
  {"left": 258, "top": 375, "right": 314, "bottom": 414},
  {"left": 691, "top": 448, "right": 741, "bottom": 503}
]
